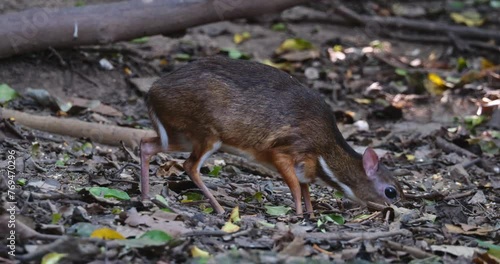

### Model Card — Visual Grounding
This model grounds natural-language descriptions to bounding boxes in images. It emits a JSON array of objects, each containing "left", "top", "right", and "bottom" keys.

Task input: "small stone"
[
  {"left": 99, "top": 58, "right": 114, "bottom": 70},
  {"left": 312, "top": 81, "right": 334, "bottom": 91},
  {"left": 353, "top": 120, "right": 369, "bottom": 131},
  {"left": 304, "top": 67, "right": 319, "bottom": 80}
]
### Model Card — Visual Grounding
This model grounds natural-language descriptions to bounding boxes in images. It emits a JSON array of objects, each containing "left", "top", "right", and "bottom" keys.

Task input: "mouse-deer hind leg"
[
  {"left": 183, "top": 137, "right": 224, "bottom": 214},
  {"left": 140, "top": 137, "right": 164, "bottom": 200},
  {"left": 140, "top": 123, "right": 193, "bottom": 200}
]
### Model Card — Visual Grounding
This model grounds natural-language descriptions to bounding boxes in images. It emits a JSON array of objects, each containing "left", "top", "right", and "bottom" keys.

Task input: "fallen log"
[
  {"left": 0, "top": 0, "right": 307, "bottom": 58},
  {"left": 1, "top": 108, "right": 155, "bottom": 149}
]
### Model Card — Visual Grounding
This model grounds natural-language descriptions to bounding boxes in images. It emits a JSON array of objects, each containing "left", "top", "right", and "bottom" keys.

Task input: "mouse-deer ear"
[{"left": 363, "top": 147, "right": 379, "bottom": 178}]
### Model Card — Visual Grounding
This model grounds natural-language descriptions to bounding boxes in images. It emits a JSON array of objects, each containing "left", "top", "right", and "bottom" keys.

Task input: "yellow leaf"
[
  {"left": 405, "top": 154, "right": 415, "bottom": 161},
  {"left": 262, "top": 59, "right": 295, "bottom": 72},
  {"left": 233, "top": 32, "right": 251, "bottom": 44},
  {"left": 480, "top": 58, "right": 495, "bottom": 70},
  {"left": 159, "top": 59, "right": 168, "bottom": 66},
  {"left": 275, "top": 38, "right": 314, "bottom": 54},
  {"left": 90, "top": 227, "right": 125, "bottom": 240},
  {"left": 123, "top": 67, "right": 132, "bottom": 76},
  {"left": 333, "top": 44, "right": 343, "bottom": 52},
  {"left": 345, "top": 111, "right": 356, "bottom": 118},
  {"left": 424, "top": 73, "right": 448, "bottom": 95},
  {"left": 56, "top": 111, "right": 68, "bottom": 117},
  {"left": 191, "top": 246, "right": 210, "bottom": 258},
  {"left": 450, "top": 11, "right": 485, "bottom": 27},
  {"left": 353, "top": 98, "right": 372, "bottom": 105},
  {"left": 428, "top": 73, "right": 446, "bottom": 87},
  {"left": 41, "top": 252, "right": 67, "bottom": 264},
  {"left": 221, "top": 221, "right": 240, "bottom": 233},
  {"left": 229, "top": 206, "right": 241, "bottom": 223}
]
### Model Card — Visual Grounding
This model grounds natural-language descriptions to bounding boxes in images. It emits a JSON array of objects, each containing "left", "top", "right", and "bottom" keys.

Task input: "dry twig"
[
  {"left": 383, "top": 240, "right": 436, "bottom": 259},
  {"left": 335, "top": 4, "right": 500, "bottom": 41},
  {"left": 435, "top": 137, "right": 478, "bottom": 159},
  {"left": 295, "top": 229, "right": 411, "bottom": 241}
]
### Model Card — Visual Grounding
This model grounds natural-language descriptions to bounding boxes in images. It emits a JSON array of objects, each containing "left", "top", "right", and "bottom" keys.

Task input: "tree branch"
[{"left": 0, "top": 0, "right": 307, "bottom": 58}]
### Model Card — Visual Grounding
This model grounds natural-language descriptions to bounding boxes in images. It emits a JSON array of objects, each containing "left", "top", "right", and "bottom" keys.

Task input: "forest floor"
[{"left": 0, "top": 1, "right": 499, "bottom": 263}]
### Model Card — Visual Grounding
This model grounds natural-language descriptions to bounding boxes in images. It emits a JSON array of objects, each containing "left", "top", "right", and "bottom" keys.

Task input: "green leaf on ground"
[
  {"left": 322, "top": 213, "right": 345, "bottom": 225},
  {"left": 16, "top": 178, "right": 27, "bottom": 186},
  {"left": 395, "top": 68, "right": 408, "bottom": 76},
  {"left": 208, "top": 165, "right": 222, "bottom": 177},
  {"left": 477, "top": 240, "right": 500, "bottom": 258},
  {"left": 139, "top": 230, "right": 173, "bottom": 242},
  {"left": 464, "top": 115, "right": 487, "bottom": 130},
  {"left": 51, "top": 213, "right": 62, "bottom": 224},
  {"left": 0, "top": 84, "right": 19, "bottom": 104},
  {"left": 221, "top": 48, "right": 250, "bottom": 60},
  {"left": 264, "top": 205, "right": 291, "bottom": 216},
  {"left": 87, "top": 187, "right": 131, "bottom": 200},
  {"left": 75, "top": 0, "right": 85, "bottom": 7},
  {"left": 174, "top": 53, "right": 191, "bottom": 61},
  {"left": 131, "top": 37, "right": 149, "bottom": 44},
  {"left": 182, "top": 192, "right": 204, "bottom": 202},
  {"left": 271, "top": 23, "right": 287, "bottom": 31},
  {"left": 41, "top": 252, "right": 67, "bottom": 264}
]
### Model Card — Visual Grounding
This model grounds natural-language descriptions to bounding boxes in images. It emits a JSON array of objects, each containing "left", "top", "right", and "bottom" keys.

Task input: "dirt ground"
[{"left": 0, "top": 1, "right": 499, "bottom": 263}]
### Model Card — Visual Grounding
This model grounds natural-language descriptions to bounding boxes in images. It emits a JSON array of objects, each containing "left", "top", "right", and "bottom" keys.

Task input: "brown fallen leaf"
[
  {"left": 70, "top": 97, "right": 123, "bottom": 117},
  {"left": 125, "top": 209, "right": 154, "bottom": 227},
  {"left": 148, "top": 220, "right": 191, "bottom": 237},
  {"left": 151, "top": 209, "right": 179, "bottom": 221},
  {"left": 129, "top": 77, "right": 160, "bottom": 93},
  {"left": 157, "top": 160, "right": 185, "bottom": 177},
  {"left": 116, "top": 224, "right": 145, "bottom": 238},
  {"left": 125, "top": 208, "right": 191, "bottom": 237},
  {"left": 278, "top": 236, "right": 309, "bottom": 257},
  {"left": 445, "top": 223, "right": 494, "bottom": 236}
]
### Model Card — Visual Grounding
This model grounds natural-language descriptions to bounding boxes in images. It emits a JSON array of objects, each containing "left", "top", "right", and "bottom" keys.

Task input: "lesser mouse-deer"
[{"left": 140, "top": 56, "right": 402, "bottom": 215}]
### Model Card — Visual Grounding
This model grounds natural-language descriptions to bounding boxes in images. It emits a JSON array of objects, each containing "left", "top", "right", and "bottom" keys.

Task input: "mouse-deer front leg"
[{"left": 271, "top": 153, "right": 304, "bottom": 215}]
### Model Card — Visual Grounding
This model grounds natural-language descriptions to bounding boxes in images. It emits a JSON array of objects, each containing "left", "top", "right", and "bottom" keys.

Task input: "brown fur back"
[{"left": 147, "top": 56, "right": 350, "bottom": 159}]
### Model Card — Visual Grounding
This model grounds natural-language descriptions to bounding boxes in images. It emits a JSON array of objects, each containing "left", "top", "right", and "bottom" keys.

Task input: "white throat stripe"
[{"left": 318, "top": 156, "right": 356, "bottom": 199}]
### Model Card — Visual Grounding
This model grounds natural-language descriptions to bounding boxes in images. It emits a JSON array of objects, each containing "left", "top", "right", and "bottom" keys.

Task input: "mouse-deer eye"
[{"left": 384, "top": 186, "right": 398, "bottom": 199}]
